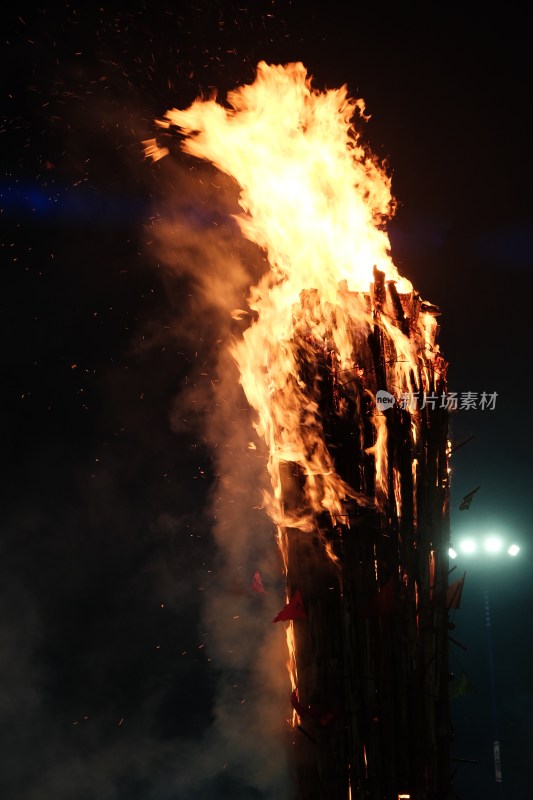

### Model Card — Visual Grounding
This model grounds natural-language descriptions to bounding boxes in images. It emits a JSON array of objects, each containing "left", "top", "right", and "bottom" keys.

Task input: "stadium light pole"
[{"left": 448, "top": 536, "right": 520, "bottom": 794}]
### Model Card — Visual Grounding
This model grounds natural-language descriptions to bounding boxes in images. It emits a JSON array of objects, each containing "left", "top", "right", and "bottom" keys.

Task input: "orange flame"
[
  {"left": 161, "top": 60, "right": 442, "bottom": 706},
  {"left": 161, "top": 63, "right": 436, "bottom": 530}
]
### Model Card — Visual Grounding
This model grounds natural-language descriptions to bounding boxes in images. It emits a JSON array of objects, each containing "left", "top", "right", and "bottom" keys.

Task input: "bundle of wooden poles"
[{"left": 279, "top": 269, "right": 452, "bottom": 800}]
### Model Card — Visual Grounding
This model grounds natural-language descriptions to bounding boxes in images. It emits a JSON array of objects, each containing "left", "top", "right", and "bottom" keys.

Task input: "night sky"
[{"left": 3, "top": 3, "right": 533, "bottom": 799}]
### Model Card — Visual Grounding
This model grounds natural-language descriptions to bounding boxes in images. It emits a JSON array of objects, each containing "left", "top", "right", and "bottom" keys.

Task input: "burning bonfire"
[{"left": 156, "top": 62, "right": 452, "bottom": 800}]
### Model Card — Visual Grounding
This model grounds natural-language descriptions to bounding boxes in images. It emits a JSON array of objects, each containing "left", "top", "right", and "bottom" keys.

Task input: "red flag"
[
  {"left": 458, "top": 486, "right": 480, "bottom": 510},
  {"left": 251, "top": 570, "right": 266, "bottom": 593},
  {"left": 291, "top": 689, "right": 335, "bottom": 727},
  {"left": 290, "top": 689, "right": 307, "bottom": 718},
  {"left": 272, "top": 589, "right": 306, "bottom": 622},
  {"left": 447, "top": 572, "right": 466, "bottom": 610},
  {"left": 360, "top": 576, "right": 396, "bottom": 617}
]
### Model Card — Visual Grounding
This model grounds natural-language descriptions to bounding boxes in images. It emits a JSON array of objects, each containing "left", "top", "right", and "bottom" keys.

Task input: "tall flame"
[
  {"left": 161, "top": 62, "right": 409, "bottom": 294},
  {"left": 160, "top": 61, "right": 438, "bottom": 527},
  {"left": 159, "top": 62, "right": 444, "bottom": 735}
]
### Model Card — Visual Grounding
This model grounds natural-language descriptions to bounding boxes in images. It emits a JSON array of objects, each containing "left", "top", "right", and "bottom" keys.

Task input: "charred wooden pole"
[{"left": 281, "top": 271, "right": 452, "bottom": 800}]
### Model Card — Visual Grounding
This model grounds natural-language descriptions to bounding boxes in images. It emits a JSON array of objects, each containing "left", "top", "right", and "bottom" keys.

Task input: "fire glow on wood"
[{"left": 157, "top": 62, "right": 452, "bottom": 800}]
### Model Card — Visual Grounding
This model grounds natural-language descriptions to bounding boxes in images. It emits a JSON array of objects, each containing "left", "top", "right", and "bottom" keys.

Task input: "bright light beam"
[
  {"left": 459, "top": 538, "right": 477, "bottom": 554},
  {"left": 448, "top": 547, "right": 458, "bottom": 559},
  {"left": 508, "top": 544, "right": 520, "bottom": 557},
  {"left": 484, "top": 536, "right": 502, "bottom": 554}
]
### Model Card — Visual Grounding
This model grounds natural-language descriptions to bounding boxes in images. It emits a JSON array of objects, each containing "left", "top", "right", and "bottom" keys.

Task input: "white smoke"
[{"left": 152, "top": 158, "right": 292, "bottom": 798}]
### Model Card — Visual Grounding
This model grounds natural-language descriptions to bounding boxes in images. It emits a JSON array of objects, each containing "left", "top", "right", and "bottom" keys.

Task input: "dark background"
[{"left": 2, "top": 2, "right": 532, "bottom": 798}]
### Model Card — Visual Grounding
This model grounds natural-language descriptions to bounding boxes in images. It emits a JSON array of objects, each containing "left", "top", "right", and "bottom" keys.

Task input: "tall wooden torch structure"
[
  {"left": 280, "top": 269, "right": 451, "bottom": 800},
  {"left": 159, "top": 59, "right": 453, "bottom": 800}
]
